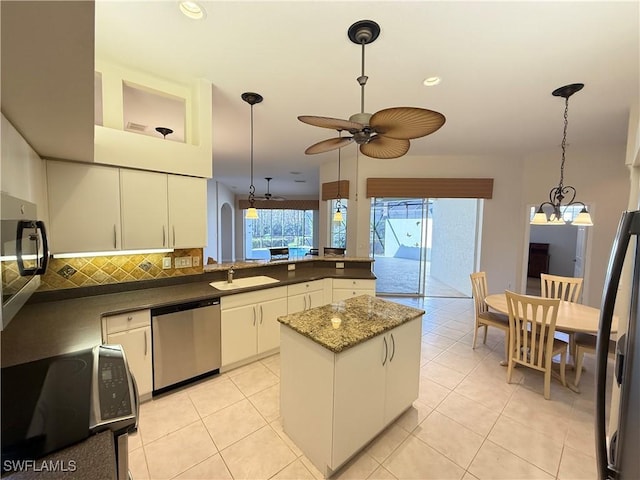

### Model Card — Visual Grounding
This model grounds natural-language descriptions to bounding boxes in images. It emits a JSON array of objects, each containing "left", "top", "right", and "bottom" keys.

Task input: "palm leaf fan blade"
[
  {"left": 370, "top": 107, "right": 446, "bottom": 140},
  {"left": 305, "top": 136, "right": 354, "bottom": 155},
  {"left": 360, "top": 136, "right": 410, "bottom": 159},
  {"left": 298, "top": 115, "right": 363, "bottom": 131}
]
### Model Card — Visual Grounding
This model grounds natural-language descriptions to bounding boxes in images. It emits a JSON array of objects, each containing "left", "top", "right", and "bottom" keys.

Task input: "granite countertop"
[
  {"left": 278, "top": 295, "right": 425, "bottom": 353},
  {"left": 203, "top": 255, "right": 373, "bottom": 272},
  {"left": 2, "top": 263, "right": 376, "bottom": 367}
]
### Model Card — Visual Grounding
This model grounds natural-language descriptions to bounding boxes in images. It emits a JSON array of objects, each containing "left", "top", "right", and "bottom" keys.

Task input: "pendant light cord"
[
  {"left": 558, "top": 96, "right": 569, "bottom": 191},
  {"left": 249, "top": 103, "right": 256, "bottom": 204}
]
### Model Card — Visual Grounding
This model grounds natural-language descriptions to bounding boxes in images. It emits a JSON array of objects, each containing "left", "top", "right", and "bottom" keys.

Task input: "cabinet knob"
[{"left": 127, "top": 316, "right": 133, "bottom": 321}]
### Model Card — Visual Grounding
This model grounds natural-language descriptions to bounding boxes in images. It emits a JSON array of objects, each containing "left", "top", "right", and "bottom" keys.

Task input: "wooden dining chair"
[
  {"left": 573, "top": 332, "right": 616, "bottom": 388},
  {"left": 469, "top": 272, "right": 510, "bottom": 363},
  {"left": 540, "top": 273, "right": 583, "bottom": 360},
  {"left": 540, "top": 273, "right": 583, "bottom": 302},
  {"left": 505, "top": 290, "right": 567, "bottom": 399}
]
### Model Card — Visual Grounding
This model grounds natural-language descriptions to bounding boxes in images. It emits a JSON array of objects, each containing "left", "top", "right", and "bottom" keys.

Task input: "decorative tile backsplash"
[{"left": 37, "top": 248, "right": 204, "bottom": 291}]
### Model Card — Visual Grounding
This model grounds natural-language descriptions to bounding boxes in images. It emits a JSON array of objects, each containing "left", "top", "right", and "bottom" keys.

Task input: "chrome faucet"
[{"left": 227, "top": 266, "right": 234, "bottom": 283}]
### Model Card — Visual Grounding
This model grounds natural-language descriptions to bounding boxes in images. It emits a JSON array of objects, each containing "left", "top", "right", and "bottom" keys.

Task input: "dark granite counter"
[
  {"left": 1, "top": 260, "right": 375, "bottom": 367},
  {"left": 3, "top": 430, "right": 116, "bottom": 480},
  {"left": 277, "top": 295, "right": 424, "bottom": 353}
]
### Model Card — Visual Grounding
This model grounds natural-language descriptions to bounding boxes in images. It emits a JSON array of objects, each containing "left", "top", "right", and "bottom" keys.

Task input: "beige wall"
[{"left": 319, "top": 144, "right": 630, "bottom": 307}]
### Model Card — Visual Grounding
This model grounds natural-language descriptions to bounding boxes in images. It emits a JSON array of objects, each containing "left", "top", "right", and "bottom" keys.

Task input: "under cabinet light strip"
[{"left": 52, "top": 248, "right": 174, "bottom": 259}]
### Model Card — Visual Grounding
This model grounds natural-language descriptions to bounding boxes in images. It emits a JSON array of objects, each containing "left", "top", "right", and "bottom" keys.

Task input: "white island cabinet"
[{"left": 279, "top": 295, "right": 423, "bottom": 477}]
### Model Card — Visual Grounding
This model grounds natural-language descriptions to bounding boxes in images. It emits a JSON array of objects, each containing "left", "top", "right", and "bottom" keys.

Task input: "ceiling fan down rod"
[{"left": 358, "top": 41, "right": 368, "bottom": 115}]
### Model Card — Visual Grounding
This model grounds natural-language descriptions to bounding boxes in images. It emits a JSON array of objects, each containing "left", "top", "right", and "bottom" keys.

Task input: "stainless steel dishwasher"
[{"left": 151, "top": 298, "right": 221, "bottom": 394}]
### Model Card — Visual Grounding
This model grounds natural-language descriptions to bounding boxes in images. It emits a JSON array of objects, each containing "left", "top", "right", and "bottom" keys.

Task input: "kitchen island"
[{"left": 278, "top": 295, "right": 424, "bottom": 478}]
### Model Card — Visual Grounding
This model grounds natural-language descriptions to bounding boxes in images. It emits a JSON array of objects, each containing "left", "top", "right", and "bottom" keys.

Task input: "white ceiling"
[{"left": 94, "top": 1, "right": 637, "bottom": 198}]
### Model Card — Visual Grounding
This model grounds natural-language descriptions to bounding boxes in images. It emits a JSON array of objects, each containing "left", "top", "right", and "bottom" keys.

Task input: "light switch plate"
[
  {"left": 288, "top": 264, "right": 295, "bottom": 271},
  {"left": 162, "top": 257, "right": 172, "bottom": 269},
  {"left": 336, "top": 262, "right": 345, "bottom": 269}
]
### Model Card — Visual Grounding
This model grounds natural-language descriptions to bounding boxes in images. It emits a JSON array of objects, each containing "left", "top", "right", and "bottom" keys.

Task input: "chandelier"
[
  {"left": 241, "top": 92, "right": 263, "bottom": 220},
  {"left": 531, "top": 83, "right": 593, "bottom": 226}
]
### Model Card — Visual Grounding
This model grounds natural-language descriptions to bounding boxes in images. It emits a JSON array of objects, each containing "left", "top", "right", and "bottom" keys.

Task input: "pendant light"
[
  {"left": 531, "top": 83, "right": 593, "bottom": 226},
  {"left": 242, "top": 92, "right": 263, "bottom": 220},
  {"left": 333, "top": 130, "right": 344, "bottom": 223}
]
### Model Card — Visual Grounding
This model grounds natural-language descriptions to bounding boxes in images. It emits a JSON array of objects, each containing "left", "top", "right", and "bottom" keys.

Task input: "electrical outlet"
[
  {"left": 288, "top": 264, "right": 295, "bottom": 271},
  {"left": 336, "top": 262, "right": 345, "bottom": 269},
  {"left": 192, "top": 256, "right": 200, "bottom": 267},
  {"left": 162, "top": 257, "right": 172, "bottom": 269},
  {"left": 174, "top": 256, "right": 193, "bottom": 268}
]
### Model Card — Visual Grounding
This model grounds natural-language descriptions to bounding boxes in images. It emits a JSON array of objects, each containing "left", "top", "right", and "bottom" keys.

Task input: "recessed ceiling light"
[
  {"left": 423, "top": 76, "right": 442, "bottom": 87},
  {"left": 179, "top": 1, "right": 206, "bottom": 20}
]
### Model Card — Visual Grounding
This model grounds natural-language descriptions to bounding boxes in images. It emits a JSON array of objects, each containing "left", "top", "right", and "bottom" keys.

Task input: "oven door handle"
[
  {"left": 15, "top": 220, "right": 49, "bottom": 275},
  {"left": 35, "top": 221, "right": 49, "bottom": 275}
]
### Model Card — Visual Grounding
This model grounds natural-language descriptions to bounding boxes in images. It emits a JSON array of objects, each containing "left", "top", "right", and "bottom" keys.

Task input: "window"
[
  {"left": 329, "top": 199, "right": 347, "bottom": 248},
  {"left": 244, "top": 209, "right": 314, "bottom": 259}
]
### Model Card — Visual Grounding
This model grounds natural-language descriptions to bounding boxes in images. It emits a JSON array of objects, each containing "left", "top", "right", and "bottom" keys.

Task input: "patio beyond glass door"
[
  {"left": 370, "top": 198, "right": 428, "bottom": 295},
  {"left": 370, "top": 197, "right": 478, "bottom": 298}
]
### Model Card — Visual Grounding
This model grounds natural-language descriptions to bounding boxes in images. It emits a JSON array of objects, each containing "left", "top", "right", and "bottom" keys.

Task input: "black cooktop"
[{"left": 1, "top": 348, "right": 94, "bottom": 470}]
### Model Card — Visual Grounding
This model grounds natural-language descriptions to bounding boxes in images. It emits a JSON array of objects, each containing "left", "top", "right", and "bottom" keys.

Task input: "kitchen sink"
[{"left": 209, "top": 275, "right": 279, "bottom": 291}]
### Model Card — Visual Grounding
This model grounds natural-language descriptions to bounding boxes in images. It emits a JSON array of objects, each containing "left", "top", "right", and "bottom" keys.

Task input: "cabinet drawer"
[
  {"left": 287, "top": 280, "right": 324, "bottom": 296},
  {"left": 333, "top": 279, "right": 375, "bottom": 290},
  {"left": 104, "top": 309, "right": 151, "bottom": 334},
  {"left": 221, "top": 286, "right": 287, "bottom": 310}
]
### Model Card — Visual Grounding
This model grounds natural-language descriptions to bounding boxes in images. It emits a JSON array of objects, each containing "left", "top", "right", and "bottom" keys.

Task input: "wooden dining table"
[
  {"left": 484, "top": 293, "right": 618, "bottom": 392},
  {"left": 484, "top": 293, "right": 618, "bottom": 335}
]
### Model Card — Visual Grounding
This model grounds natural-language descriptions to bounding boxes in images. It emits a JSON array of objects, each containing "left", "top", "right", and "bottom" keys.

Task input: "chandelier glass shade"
[
  {"left": 531, "top": 83, "right": 593, "bottom": 227},
  {"left": 242, "top": 92, "right": 263, "bottom": 220}
]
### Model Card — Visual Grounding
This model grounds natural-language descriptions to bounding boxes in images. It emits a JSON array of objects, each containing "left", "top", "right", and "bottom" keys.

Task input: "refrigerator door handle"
[{"left": 614, "top": 334, "right": 626, "bottom": 387}]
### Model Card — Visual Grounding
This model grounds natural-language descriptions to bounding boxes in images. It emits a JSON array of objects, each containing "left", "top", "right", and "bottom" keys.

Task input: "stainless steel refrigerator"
[{"left": 596, "top": 210, "right": 640, "bottom": 479}]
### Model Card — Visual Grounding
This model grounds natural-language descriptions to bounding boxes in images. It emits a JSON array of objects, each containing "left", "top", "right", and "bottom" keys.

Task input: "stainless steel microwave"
[{"left": 1, "top": 192, "right": 49, "bottom": 329}]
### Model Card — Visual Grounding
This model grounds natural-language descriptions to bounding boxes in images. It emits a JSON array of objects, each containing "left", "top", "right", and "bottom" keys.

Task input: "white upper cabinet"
[
  {"left": 47, "top": 161, "right": 121, "bottom": 253},
  {"left": 120, "top": 169, "right": 169, "bottom": 249},
  {"left": 168, "top": 175, "right": 207, "bottom": 248},
  {"left": 47, "top": 160, "right": 207, "bottom": 253}
]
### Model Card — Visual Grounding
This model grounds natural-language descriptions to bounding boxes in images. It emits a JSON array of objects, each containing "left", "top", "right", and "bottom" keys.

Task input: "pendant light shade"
[
  {"left": 242, "top": 92, "right": 263, "bottom": 220},
  {"left": 531, "top": 83, "right": 593, "bottom": 226}
]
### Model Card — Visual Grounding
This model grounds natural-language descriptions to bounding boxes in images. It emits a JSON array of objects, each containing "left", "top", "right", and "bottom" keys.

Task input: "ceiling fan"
[
  {"left": 255, "top": 177, "right": 286, "bottom": 201},
  {"left": 298, "top": 20, "right": 446, "bottom": 159}
]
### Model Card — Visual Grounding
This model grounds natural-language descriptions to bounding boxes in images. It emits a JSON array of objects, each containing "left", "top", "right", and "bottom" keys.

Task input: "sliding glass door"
[
  {"left": 370, "top": 198, "right": 428, "bottom": 295},
  {"left": 370, "top": 197, "right": 479, "bottom": 298}
]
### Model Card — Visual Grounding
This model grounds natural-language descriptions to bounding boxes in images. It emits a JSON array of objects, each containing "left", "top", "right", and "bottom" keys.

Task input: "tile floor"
[{"left": 128, "top": 296, "right": 608, "bottom": 480}]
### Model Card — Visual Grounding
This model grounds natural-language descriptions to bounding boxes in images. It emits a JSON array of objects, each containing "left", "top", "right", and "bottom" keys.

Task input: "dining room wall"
[{"left": 522, "top": 143, "right": 629, "bottom": 306}]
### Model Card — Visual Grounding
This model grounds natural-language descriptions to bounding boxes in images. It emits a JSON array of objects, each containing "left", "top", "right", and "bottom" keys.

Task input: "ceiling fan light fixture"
[{"left": 299, "top": 19, "right": 445, "bottom": 159}]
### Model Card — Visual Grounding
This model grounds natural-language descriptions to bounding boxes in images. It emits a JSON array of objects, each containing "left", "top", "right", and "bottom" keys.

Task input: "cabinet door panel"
[
  {"left": 307, "top": 289, "right": 325, "bottom": 310},
  {"left": 221, "top": 304, "right": 257, "bottom": 366},
  {"left": 287, "top": 293, "right": 307, "bottom": 315},
  {"left": 168, "top": 175, "right": 206, "bottom": 248},
  {"left": 258, "top": 297, "right": 288, "bottom": 353},
  {"left": 121, "top": 170, "right": 168, "bottom": 249},
  {"left": 332, "top": 337, "right": 385, "bottom": 468},
  {"left": 384, "top": 318, "right": 421, "bottom": 423},
  {"left": 107, "top": 326, "right": 152, "bottom": 397},
  {"left": 47, "top": 161, "right": 121, "bottom": 253}
]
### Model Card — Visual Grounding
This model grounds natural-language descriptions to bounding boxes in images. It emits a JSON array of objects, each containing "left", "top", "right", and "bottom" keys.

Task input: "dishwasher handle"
[{"left": 151, "top": 297, "right": 220, "bottom": 317}]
